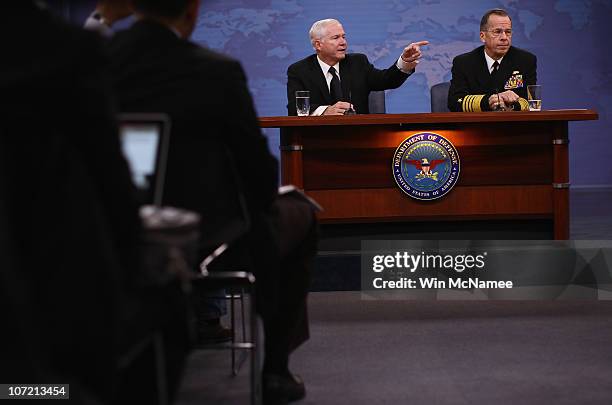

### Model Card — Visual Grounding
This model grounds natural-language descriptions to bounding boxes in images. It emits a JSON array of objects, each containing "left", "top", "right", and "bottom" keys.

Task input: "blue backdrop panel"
[{"left": 55, "top": 0, "right": 612, "bottom": 187}]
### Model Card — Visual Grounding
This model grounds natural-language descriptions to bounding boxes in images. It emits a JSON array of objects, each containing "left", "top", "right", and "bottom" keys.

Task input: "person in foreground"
[
  {"left": 0, "top": 1, "right": 141, "bottom": 401},
  {"left": 448, "top": 8, "right": 537, "bottom": 112},
  {"left": 109, "top": 0, "right": 318, "bottom": 403},
  {"left": 287, "top": 18, "right": 428, "bottom": 115},
  {"left": 84, "top": 0, "right": 133, "bottom": 36}
]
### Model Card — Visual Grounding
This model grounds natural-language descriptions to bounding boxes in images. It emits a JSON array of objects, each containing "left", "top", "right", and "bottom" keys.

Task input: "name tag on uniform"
[{"left": 504, "top": 71, "right": 524, "bottom": 90}]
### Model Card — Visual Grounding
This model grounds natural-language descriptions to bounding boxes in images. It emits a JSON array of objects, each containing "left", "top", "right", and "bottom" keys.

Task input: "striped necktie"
[{"left": 491, "top": 60, "right": 500, "bottom": 74}]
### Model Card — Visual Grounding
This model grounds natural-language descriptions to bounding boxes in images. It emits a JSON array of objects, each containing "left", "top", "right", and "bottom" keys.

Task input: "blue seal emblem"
[{"left": 392, "top": 132, "right": 460, "bottom": 200}]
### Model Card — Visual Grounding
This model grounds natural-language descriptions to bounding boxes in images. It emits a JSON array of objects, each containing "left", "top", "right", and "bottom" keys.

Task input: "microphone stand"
[
  {"left": 492, "top": 88, "right": 506, "bottom": 112},
  {"left": 344, "top": 91, "right": 356, "bottom": 115}
]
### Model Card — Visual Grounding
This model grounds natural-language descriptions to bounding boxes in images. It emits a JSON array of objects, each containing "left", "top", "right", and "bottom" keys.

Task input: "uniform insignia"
[
  {"left": 504, "top": 71, "right": 524, "bottom": 90},
  {"left": 392, "top": 133, "right": 460, "bottom": 201}
]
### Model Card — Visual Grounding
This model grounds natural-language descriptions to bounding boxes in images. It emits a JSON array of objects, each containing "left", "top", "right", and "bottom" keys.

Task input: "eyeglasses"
[{"left": 487, "top": 29, "right": 512, "bottom": 37}]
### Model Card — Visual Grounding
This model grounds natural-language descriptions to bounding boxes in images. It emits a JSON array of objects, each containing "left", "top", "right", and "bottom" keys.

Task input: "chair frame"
[{"left": 191, "top": 143, "right": 262, "bottom": 405}]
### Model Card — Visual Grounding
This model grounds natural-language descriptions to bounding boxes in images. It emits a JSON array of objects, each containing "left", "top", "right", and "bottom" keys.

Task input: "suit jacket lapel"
[
  {"left": 309, "top": 56, "right": 333, "bottom": 105},
  {"left": 339, "top": 58, "right": 351, "bottom": 103},
  {"left": 476, "top": 47, "right": 491, "bottom": 89}
]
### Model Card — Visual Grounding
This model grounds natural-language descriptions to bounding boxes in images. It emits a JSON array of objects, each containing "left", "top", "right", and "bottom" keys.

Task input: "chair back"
[
  {"left": 430, "top": 81, "right": 451, "bottom": 112},
  {"left": 368, "top": 91, "right": 386, "bottom": 114},
  {"left": 196, "top": 139, "right": 251, "bottom": 263}
]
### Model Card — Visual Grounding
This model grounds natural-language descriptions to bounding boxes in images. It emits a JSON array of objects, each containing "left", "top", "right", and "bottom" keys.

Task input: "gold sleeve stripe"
[
  {"left": 518, "top": 97, "right": 529, "bottom": 111},
  {"left": 461, "top": 96, "right": 471, "bottom": 112},
  {"left": 462, "top": 95, "right": 474, "bottom": 112},
  {"left": 472, "top": 95, "right": 484, "bottom": 112},
  {"left": 462, "top": 94, "right": 485, "bottom": 112}
]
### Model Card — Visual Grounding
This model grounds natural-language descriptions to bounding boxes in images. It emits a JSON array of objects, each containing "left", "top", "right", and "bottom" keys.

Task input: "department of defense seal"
[{"left": 392, "top": 132, "right": 460, "bottom": 201}]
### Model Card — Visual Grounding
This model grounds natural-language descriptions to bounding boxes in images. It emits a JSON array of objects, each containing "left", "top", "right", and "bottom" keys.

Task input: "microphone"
[{"left": 344, "top": 91, "right": 356, "bottom": 115}]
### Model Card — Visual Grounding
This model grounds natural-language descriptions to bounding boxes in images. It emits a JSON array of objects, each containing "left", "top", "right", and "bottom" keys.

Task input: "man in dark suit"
[
  {"left": 287, "top": 18, "right": 428, "bottom": 115},
  {"left": 109, "top": 0, "right": 318, "bottom": 403},
  {"left": 448, "top": 8, "right": 537, "bottom": 112},
  {"left": 0, "top": 1, "right": 142, "bottom": 402}
]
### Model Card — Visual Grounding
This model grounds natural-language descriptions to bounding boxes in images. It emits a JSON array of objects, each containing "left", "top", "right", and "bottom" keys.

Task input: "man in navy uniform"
[{"left": 448, "top": 9, "right": 537, "bottom": 112}]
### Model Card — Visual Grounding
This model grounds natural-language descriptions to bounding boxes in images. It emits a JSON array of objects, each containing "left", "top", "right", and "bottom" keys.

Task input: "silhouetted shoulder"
[
  {"left": 508, "top": 46, "right": 537, "bottom": 63},
  {"left": 190, "top": 44, "right": 244, "bottom": 70},
  {"left": 452, "top": 46, "right": 484, "bottom": 67},
  {"left": 181, "top": 43, "right": 248, "bottom": 86},
  {"left": 288, "top": 54, "right": 318, "bottom": 73},
  {"left": 288, "top": 53, "right": 370, "bottom": 73},
  {"left": 345, "top": 53, "right": 369, "bottom": 63},
  {"left": 191, "top": 44, "right": 235, "bottom": 63}
]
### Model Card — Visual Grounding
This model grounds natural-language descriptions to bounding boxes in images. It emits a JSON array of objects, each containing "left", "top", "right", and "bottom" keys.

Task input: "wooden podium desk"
[{"left": 260, "top": 110, "right": 598, "bottom": 240}]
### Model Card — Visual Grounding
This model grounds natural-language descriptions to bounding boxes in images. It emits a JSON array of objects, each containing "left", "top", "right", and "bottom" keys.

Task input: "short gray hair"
[
  {"left": 480, "top": 9, "right": 511, "bottom": 31},
  {"left": 309, "top": 19, "right": 340, "bottom": 48}
]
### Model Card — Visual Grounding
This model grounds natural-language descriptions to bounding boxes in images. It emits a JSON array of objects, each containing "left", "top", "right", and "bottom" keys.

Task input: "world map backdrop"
[{"left": 58, "top": 0, "right": 612, "bottom": 186}]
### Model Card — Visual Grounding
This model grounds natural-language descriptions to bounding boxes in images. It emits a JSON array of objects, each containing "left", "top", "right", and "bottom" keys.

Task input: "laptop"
[{"left": 118, "top": 113, "right": 171, "bottom": 206}]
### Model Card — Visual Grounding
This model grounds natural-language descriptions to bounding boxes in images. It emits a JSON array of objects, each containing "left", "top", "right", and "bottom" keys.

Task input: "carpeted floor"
[
  {"left": 177, "top": 294, "right": 612, "bottom": 405},
  {"left": 175, "top": 188, "right": 612, "bottom": 405}
]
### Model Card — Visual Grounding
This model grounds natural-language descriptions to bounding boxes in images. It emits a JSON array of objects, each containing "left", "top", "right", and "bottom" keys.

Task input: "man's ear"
[
  {"left": 314, "top": 39, "right": 321, "bottom": 52},
  {"left": 479, "top": 31, "right": 485, "bottom": 43}
]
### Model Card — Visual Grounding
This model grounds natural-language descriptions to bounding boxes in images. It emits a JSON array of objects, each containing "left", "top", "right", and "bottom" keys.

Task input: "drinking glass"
[
  {"left": 527, "top": 85, "right": 542, "bottom": 111},
  {"left": 295, "top": 91, "right": 310, "bottom": 116}
]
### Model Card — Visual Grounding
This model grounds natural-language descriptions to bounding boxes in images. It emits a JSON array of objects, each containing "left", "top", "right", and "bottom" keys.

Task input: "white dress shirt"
[
  {"left": 311, "top": 57, "right": 342, "bottom": 116},
  {"left": 310, "top": 55, "right": 415, "bottom": 116},
  {"left": 484, "top": 50, "right": 504, "bottom": 74}
]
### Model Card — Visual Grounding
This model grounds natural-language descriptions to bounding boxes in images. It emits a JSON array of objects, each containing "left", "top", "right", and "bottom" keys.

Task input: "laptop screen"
[{"left": 118, "top": 113, "right": 170, "bottom": 206}]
